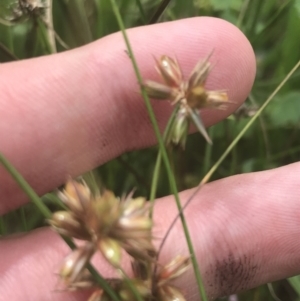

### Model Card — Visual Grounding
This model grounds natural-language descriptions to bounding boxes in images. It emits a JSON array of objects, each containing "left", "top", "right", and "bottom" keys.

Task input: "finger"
[
  {"left": 1, "top": 163, "right": 300, "bottom": 300},
  {"left": 0, "top": 17, "right": 255, "bottom": 213}
]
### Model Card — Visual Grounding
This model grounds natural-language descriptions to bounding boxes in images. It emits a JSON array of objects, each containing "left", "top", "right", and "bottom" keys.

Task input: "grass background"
[{"left": 0, "top": 0, "right": 300, "bottom": 300}]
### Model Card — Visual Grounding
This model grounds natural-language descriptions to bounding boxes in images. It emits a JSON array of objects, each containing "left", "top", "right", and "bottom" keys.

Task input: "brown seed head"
[
  {"left": 157, "top": 255, "right": 191, "bottom": 285},
  {"left": 49, "top": 211, "right": 90, "bottom": 240},
  {"left": 59, "top": 243, "right": 95, "bottom": 286},
  {"left": 143, "top": 53, "right": 229, "bottom": 145},
  {"left": 155, "top": 56, "right": 182, "bottom": 87},
  {"left": 54, "top": 179, "right": 155, "bottom": 266},
  {"left": 58, "top": 180, "right": 91, "bottom": 216}
]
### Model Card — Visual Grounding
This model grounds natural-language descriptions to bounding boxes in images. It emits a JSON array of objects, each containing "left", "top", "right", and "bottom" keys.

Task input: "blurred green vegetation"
[{"left": 1, "top": 0, "right": 300, "bottom": 300}]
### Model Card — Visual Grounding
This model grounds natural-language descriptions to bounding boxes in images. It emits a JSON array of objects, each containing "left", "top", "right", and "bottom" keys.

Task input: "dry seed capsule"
[
  {"left": 87, "top": 289, "right": 103, "bottom": 301},
  {"left": 206, "top": 90, "right": 229, "bottom": 109},
  {"left": 119, "top": 279, "right": 150, "bottom": 301},
  {"left": 156, "top": 56, "right": 182, "bottom": 87},
  {"left": 157, "top": 285, "right": 186, "bottom": 301},
  {"left": 187, "top": 55, "right": 211, "bottom": 89},
  {"left": 118, "top": 216, "right": 152, "bottom": 231},
  {"left": 60, "top": 243, "right": 95, "bottom": 285},
  {"left": 98, "top": 238, "right": 121, "bottom": 267},
  {"left": 142, "top": 80, "right": 175, "bottom": 100},
  {"left": 59, "top": 180, "right": 91, "bottom": 215},
  {"left": 122, "top": 197, "right": 147, "bottom": 216},
  {"left": 170, "top": 108, "right": 189, "bottom": 148},
  {"left": 158, "top": 256, "right": 190, "bottom": 283},
  {"left": 49, "top": 211, "right": 90, "bottom": 240}
]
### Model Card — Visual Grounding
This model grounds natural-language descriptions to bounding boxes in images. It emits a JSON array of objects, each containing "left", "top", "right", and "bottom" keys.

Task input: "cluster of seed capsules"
[
  {"left": 143, "top": 53, "right": 229, "bottom": 146},
  {"left": 49, "top": 179, "right": 191, "bottom": 301}
]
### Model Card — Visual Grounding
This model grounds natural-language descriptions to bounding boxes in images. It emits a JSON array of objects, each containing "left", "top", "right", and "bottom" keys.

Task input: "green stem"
[
  {"left": 201, "top": 60, "right": 300, "bottom": 185},
  {"left": 36, "top": 18, "right": 55, "bottom": 54},
  {"left": 119, "top": 268, "right": 144, "bottom": 301},
  {"left": 149, "top": 0, "right": 172, "bottom": 24},
  {"left": 65, "top": 0, "right": 93, "bottom": 45},
  {"left": 109, "top": 2, "right": 207, "bottom": 300},
  {"left": 0, "top": 42, "right": 18, "bottom": 60},
  {"left": 0, "top": 153, "right": 52, "bottom": 218},
  {"left": 20, "top": 207, "right": 28, "bottom": 231},
  {"left": 203, "top": 127, "right": 214, "bottom": 174},
  {"left": 236, "top": 0, "right": 251, "bottom": 28},
  {"left": 135, "top": 0, "right": 147, "bottom": 24},
  {"left": 149, "top": 107, "right": 178, "bottom": 218},
  {"left": 43, "top": 0, "right": 56, "bottom": 53},
  {"left": 0, "top": 153, "right": 120, "bottom": 301}
]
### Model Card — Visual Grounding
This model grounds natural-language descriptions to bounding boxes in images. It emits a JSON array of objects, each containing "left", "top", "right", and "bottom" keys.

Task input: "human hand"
[{"left": 1, "top": 17, "right": 299, "bottom": 301}]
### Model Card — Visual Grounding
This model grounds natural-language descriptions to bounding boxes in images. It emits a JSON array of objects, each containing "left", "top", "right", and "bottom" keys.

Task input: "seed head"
[
  {"left": 143, "top": 53, "right": 229, "bottom": 146},
  {"left": 59, "top": 243, "right": 95, "bottom": 286},
  {"left": 153, "top": 256, "right": 191, "bottom": 301},
  {"left": 50, "top": 179, "right": 155, "bottom": 275}
]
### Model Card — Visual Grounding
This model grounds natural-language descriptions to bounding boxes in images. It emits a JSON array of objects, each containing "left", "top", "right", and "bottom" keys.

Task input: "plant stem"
[
  {"left": 149, "top": 0, "right": 172, "bottom": 24},
  {"left": 203, "top": 127, "right": 214, "bottom": 174},
  {"left": 43, "top": 0, "right": 56, "bottom": 53},
  {"left": 0, "top": 153, "right": 120, "bottom": 301},
  {"left": 135, "top": 0, "right": 147, "bottom": 24},
  {"left": 0, "top": 153, "right": 52, "bottom": 218},
  {"left": 109, "top": 2, "right": 207, "bottom": 300},
  {"left": 149, "top": 107, "right": 178, "bottom": 217},
  {"left": 66, "top": 0, "right": 93, "bottom": 45},
  {"left": 119, "top": 268, "right": 144, "bottom": 301},
  {"left": 201, "top": 60, "right": 300, "bottom": 185},
  {"left": 20, "top": 207, "right": 28, "bottom": 231}
]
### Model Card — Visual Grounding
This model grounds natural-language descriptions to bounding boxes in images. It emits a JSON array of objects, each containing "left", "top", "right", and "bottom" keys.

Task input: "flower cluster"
[
  {"left": 49, "top": 179, "right": 155, "bottom": 288},
  {"left": 143, "top": 54, "right": 229, "bottom": 146},
  {"left": 87, "top": 256, "right": 191, "bottom": 301},
  {"left": 49, "top": 179, "right": 191, "bottom": 301}
]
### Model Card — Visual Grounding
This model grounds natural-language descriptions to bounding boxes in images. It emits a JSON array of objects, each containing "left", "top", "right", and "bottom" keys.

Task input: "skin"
[{"left": 0, "top": 17, "right": 300, "bottom": 301}]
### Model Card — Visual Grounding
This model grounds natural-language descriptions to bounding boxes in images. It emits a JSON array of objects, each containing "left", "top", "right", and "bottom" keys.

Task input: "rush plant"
[{"left": 1, "top": 1, "right": 300, "bottom": 301}]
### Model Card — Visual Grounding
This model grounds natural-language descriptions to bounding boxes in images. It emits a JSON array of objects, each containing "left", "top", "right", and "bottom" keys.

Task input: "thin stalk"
[
  {"left": 109, "top": 2, "right": 207, "bottom": 300},
  {"left": 255, "top": 0, "right": 292, "bottom": 38},
  {"left": 119, "top": 268, "right": 144, "bottom": 301},
  {"left": 149, "top": 152, "right": 161, "bottom": 213},
  {"left": 135, "top": 0, "right": 147, "bottom": 24},
  {"left": 0, "top": 42, "right": 19, "bottom": 60},
  {"left": 203, "top": 127, "right": 214, "bottom": 174},
  {"left": 7, "top": 25, "right": 14, "bottom": 53},
  {"left": 43, "top": 0, "right": 56, "bottom": 53},
  {"left": 201, "top": 60, "right": 300, "bottom": 185},
  {"left": 37, "top": 18, "right": 55, "bottom": 54},
  {"left": 0, "top": 153, "right": 120, "bottom": 301},
  {"left": 42, "top": 192, "right": 68, "bottom": 210},
  {"left": 149, "top": 107, "right": 178, "bottom": 218},
  {"left": 66, "top": 0, "right": 93, "bottom": 45},
  {"left": 249, "top": 93, "right": 271, "bottom": 161},
  {"left": 20, "top": 207, "right": 28, "bottom": 231},
  {"left": 236, "top": 0, "right": 251, "bottom": 28},
  {"left": 267, "top": 283, "right": 282, "bottom": 301},
  {"left": 149, "top": 0, "right": 172, "bottom": 24},
  {"left": 230, "top": 144, "right": 238, "bottom": 175},
  {"left": 0, "top": 153, "right": 52, "bottom": 218},
  {"left": 245, "top": 0, "right": 264, "bottom": 36}
]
